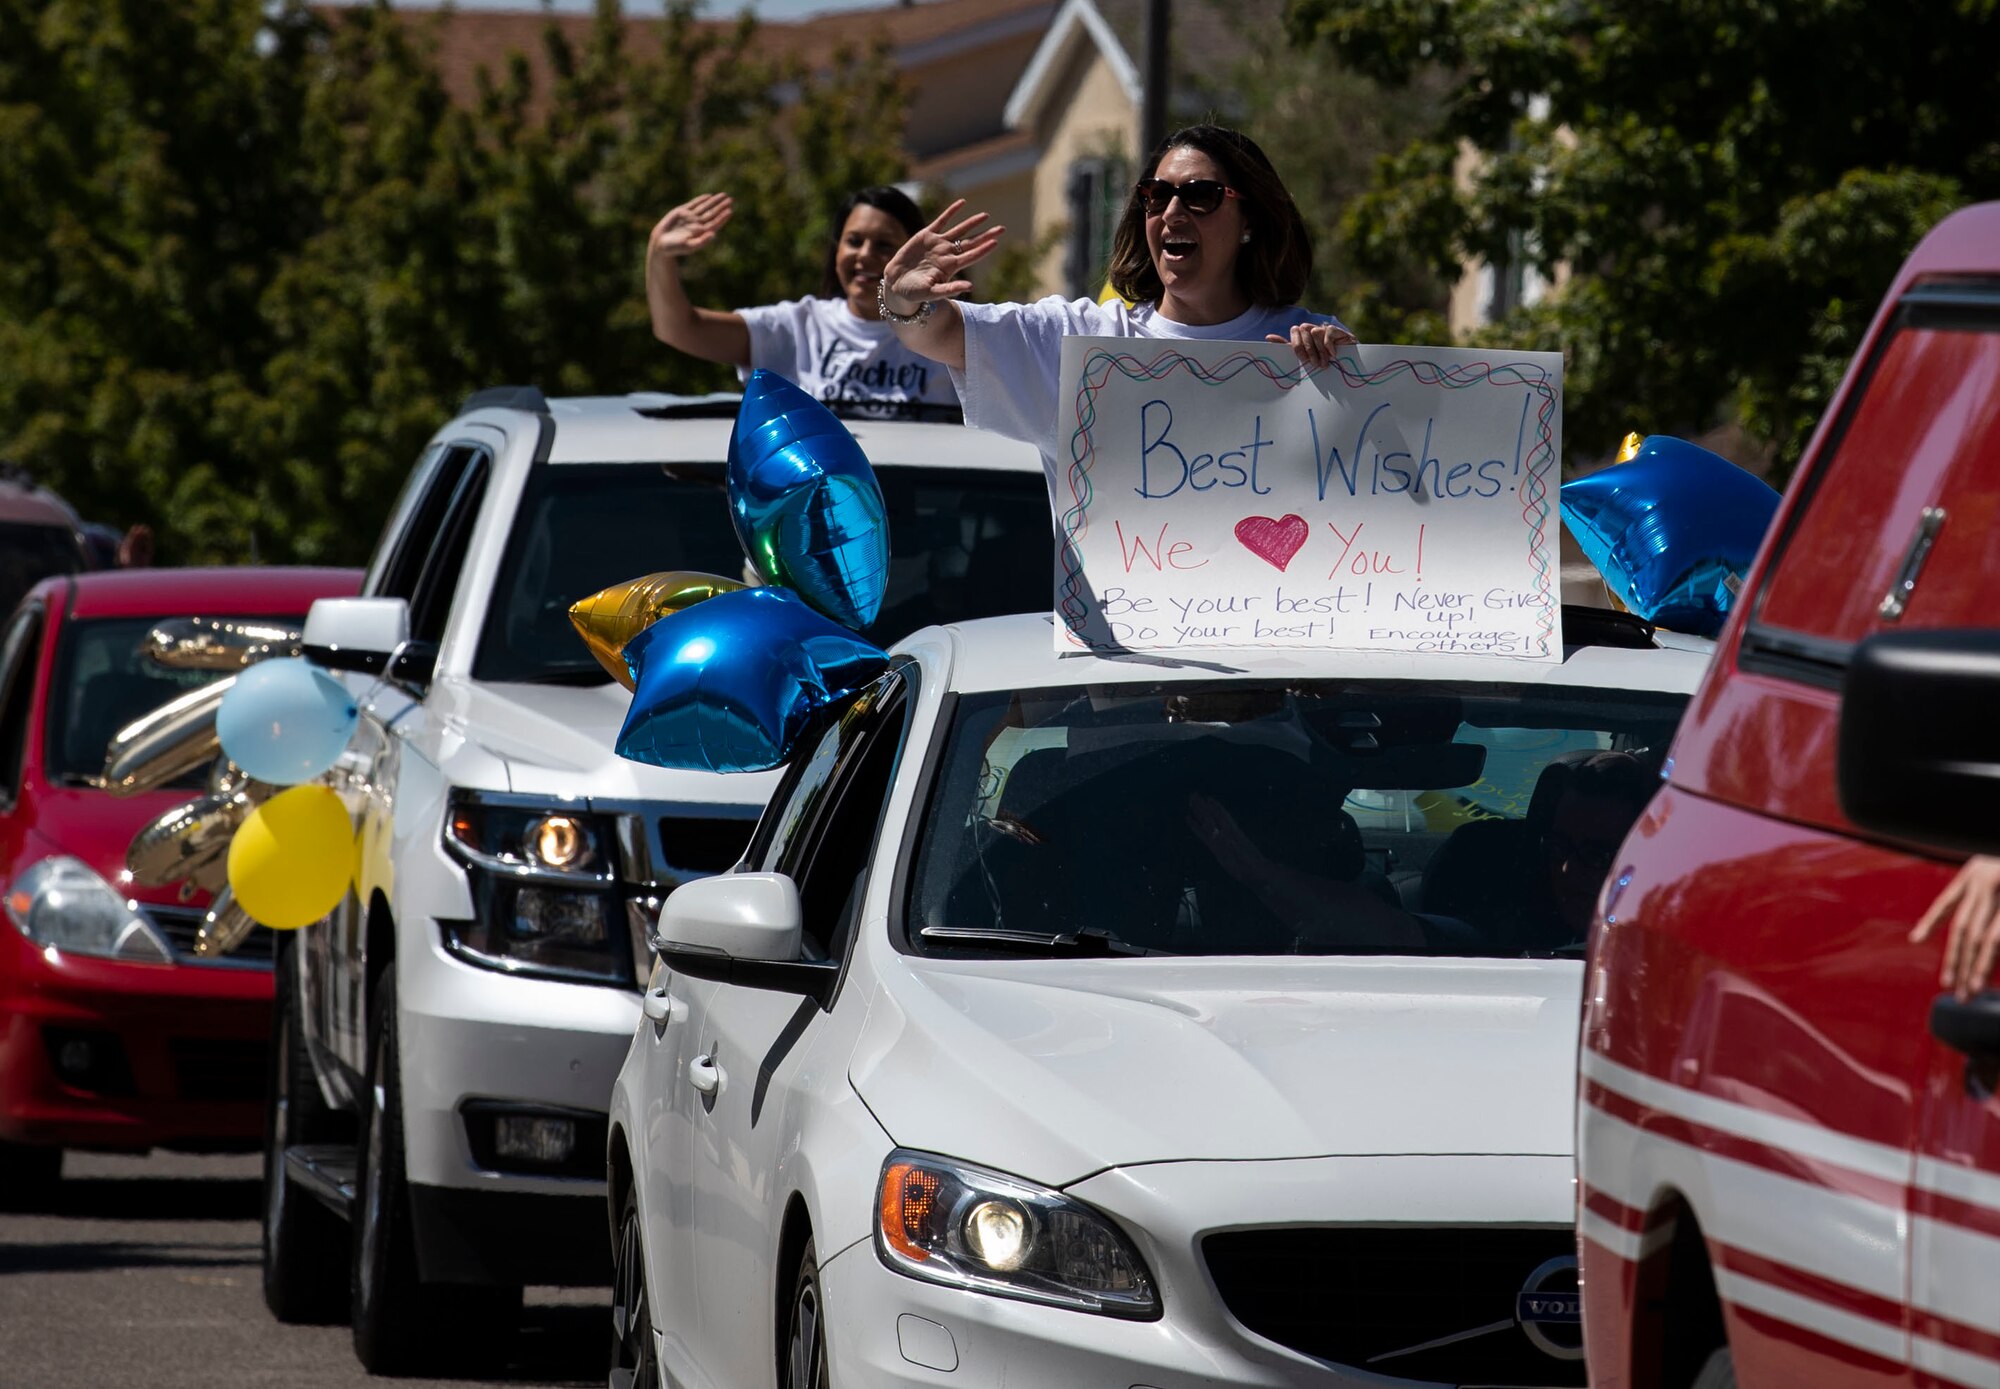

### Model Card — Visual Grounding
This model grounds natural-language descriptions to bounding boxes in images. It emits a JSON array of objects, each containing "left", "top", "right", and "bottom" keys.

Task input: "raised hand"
[
  {"left": 1912, "top": 855, "right": 2000, "bottom": 998},
  {"left": 879, "top": 199, "right": 1006, "bottom": 315},
  {"left": 1267, "top": 321, "right": 1359, "bottom": 372},
  {"left": 649, "top": 192, "right": 734, "bottom": 263}
]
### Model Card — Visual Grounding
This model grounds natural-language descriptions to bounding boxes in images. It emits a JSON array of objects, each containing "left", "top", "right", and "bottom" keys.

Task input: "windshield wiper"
[{"left": 917, "top": 925, "right": 1166, "bottom": 957}]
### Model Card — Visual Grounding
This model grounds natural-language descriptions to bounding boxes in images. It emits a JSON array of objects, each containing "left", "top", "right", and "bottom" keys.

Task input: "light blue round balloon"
[{"left": 215, "top": 657, "right": 359, "bottom": 786}]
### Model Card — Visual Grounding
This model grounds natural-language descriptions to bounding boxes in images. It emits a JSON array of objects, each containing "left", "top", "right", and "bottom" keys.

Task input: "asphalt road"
[{"left": 0, "top": 1150, "right": 609, "bottom": 1389}]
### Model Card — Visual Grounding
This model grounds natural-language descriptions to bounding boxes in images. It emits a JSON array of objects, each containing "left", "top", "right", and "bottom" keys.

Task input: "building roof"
[
  {"left": 349, "top": 0, "right": 1055, "bottom": 111},
  {"left": 1004, "top": 0, "right": 1283, "bottom": 134}
]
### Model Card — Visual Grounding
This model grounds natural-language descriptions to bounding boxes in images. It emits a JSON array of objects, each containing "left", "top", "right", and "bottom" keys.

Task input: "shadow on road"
[
  {"left": 491, "top": 1304, "right": 610, "bottom": 1385},
  {"left": 40, "top": 1173, "right": 262, "bottom": 1222},
  {"left": 0, "top": 1237, "right": 255, "bottom": 1279}
]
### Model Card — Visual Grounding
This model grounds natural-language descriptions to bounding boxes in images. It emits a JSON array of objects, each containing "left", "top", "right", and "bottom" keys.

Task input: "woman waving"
[{"left": 645, "top": 185, "right": 958, "bottom": 414}]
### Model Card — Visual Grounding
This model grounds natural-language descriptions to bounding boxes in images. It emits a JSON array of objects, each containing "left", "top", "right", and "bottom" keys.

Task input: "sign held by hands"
[{"left": 1053, "top": 338, "right": 1565, "bottom": 659}]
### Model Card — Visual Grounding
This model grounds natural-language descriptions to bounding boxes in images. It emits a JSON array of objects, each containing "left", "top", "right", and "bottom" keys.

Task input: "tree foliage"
[
  {"left": 1286, "top": 0, "right": 2000, "bottom": 472},
  {"left": 0, "top": 0, "right": 907, "bottom": 563}
]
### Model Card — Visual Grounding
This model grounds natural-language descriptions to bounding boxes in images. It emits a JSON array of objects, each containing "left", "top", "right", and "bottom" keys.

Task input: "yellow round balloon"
[{"left": 227, "top": 784, "right": 354, "bottom": 930}]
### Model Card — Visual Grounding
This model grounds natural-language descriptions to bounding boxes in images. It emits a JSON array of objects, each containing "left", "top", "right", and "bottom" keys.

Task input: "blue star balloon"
[
  {"left": 1560, "top": 436, "right": 1782, "bottom": 638},
  {"left": 728, "top": 370, "right": 889, "bottom": 631},
  {"left": 614, "top": 586, "right": 888, "bottom": 774}
]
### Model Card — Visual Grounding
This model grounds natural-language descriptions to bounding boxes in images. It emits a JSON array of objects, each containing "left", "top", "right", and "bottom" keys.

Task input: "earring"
[{"left": 1239, "top": 233, "right": 1251, "bottom": 244}]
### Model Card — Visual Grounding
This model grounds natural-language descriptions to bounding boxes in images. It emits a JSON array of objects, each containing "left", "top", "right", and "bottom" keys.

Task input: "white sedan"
[{"left": 607, "top": 610, "right": 1708, "bottom": 1389}]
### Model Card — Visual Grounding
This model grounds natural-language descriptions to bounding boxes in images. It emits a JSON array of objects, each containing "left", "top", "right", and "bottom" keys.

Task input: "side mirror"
[
  {"left": 301, "top": 597, "right": 438, "bottom": 685},
  {"left": 652, "top": 873, "right": 836, "bottom": 1004},
  {"left": 1839, "top": 629, "right": 2000, "bottom": 855}
]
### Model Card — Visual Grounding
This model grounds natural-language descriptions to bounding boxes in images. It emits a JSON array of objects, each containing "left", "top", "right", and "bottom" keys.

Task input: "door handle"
[
  {"left": 641, "top": 987, "right": 677, "bottom": 1025},
  {"left": 688, "top": 1054, "right": 724, "bottom": 1096}
]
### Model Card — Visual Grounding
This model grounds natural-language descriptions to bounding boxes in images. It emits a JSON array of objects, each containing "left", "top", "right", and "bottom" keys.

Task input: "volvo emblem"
[{"left": 1515, "top": 1255, "right": 1584, "bottom": 1361}]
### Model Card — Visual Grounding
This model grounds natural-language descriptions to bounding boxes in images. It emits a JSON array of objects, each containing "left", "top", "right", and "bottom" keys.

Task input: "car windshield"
[
  {"left": 908, "top": 679, "right": 1689, "bottom": 960},
  {"left": 474, "top": 461, "right": 1053, "bottom": 684},
  {"left": 45, "top": 616, "right": 262, "bottom": 786},
  {"left": 0, "top": 522, "right": 83, "bottom": 621}
]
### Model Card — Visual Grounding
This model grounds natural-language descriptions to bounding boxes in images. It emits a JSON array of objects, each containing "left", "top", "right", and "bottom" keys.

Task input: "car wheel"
[
  {"left": 785, "top": 1239, "right": 830, "bottom": 1389},
  {"left": 1691, "top": 1346, "right": 1736, "bottom": 1389},
  {"left": 609, "top": 1180, "right": 658, "bottom": 1389},
  {"left": 0, "top": 1140, "right": 60, "bottom": 1212},
  {"left": 262, "top": 937, "right": 349, "bottom": 1323}
]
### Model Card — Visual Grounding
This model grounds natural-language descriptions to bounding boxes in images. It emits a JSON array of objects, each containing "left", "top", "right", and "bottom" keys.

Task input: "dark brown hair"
[
  {"left": 1107, "top": 125, "right": 1313, "bottom": 309},
  {"left": 818, "top": 185, "right": 924, "bottom": 299}
]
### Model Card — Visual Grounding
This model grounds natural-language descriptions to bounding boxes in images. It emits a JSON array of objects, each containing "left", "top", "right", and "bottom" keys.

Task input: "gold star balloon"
[{"left": 568, "top": 572, "right": 747, "bottom": 690}]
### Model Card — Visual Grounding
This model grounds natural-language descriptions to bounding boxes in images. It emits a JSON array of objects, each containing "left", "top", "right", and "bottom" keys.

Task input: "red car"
[
  {"left": 1577, "top": 202, "right": 2000, "bottom": 1387},
  {"left": 0, "top": 566, "right": 360, "bottom": 1203}
]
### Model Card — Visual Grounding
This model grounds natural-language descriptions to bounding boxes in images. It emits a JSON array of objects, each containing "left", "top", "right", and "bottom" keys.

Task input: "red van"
[{"left": 1577, "top": 200, "right": 2000, "bottom": 1389}]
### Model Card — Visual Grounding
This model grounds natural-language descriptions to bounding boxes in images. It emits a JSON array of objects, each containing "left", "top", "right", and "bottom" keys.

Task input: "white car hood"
[
  {"left": 849, "top": 955, "right": 1582, "bottom": 1187},
  {"left": 445, "top": 679, "right": 778, "bottom": 806}
]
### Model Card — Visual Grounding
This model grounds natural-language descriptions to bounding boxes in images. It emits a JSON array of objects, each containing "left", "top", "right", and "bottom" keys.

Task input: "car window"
[
  {"left": 43, "top": 617, "right": 250, "bottom": 787},
  {"left": 866, "top": 468, "right": 1052, "bottom": 640},
  {"left": 909, "top": 679, "right": 1687, "bottom": 960},
  {"left": 408, "top": 451, "right": 490, "bottom": 647},
  {"left": 782, "top": 681, "right": 911, "bottom": 962},
  {"left": 741, "top": 675, "right": 908, "bottom": 959},
  {"left": 1752, "top": 309, "right": 2000, "bottom": 651},
  {"left": 0, "top": 604, "right": 45, "bottom": 802},
  {"left": 471, "top": 461, "right": 1053, "bottom": 685},
  {"left": 472, "top": 463, "right": 745, "bottom": 685},
  {"left": 369, "top": 443, "right": 471, "bottom": 604}
]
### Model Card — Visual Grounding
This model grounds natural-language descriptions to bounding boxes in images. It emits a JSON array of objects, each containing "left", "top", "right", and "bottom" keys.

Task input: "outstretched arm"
[
  {"left": 876, "top": 200, "right": 1006, "bottom": 372},
  {"left": 645, "top": 192, "right": 752, "bottom": 369}
]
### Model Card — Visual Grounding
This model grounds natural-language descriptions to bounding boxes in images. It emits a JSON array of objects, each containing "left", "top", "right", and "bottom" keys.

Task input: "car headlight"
[
  {"left": 875, "top": 1149, "right": 1159, "bottom": 1319},
  {"left": 4, "top": 857, "right": 173, "bottom": 964},
  {"left": 441, "top": 792, "right": 640, "bottom": 986}
]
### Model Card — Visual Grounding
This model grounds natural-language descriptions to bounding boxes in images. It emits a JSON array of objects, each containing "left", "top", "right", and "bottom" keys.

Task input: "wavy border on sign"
[{"left": 1058, "top": 348, "right": 1560, "bottom": 654}]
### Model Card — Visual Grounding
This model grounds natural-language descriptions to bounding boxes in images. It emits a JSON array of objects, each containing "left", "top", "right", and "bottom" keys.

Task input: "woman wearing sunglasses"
[
  {"left": 875, "top": 124, "right": 1352, "bottom": 475},
  {"left": 645, "top": 184, "right": 958, "bottom": 414}
]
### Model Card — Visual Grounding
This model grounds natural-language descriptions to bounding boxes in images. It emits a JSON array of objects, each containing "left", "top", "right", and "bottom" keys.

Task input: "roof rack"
[
  {"left": 458, "top": 385, "right": 550, "bottom": 415},
  {"left": 631, "top": 396, "right": 966, "bottom": 426}
]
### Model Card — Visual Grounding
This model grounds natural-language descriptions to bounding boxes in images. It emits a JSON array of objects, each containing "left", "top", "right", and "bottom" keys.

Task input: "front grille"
[
  {"left": 1203, "top": 1226, "right": 1585, "bottom": 1386},
  {"left": 146, "top": 904, "right": 275, "bottom": 967},
  {"left": 657, "top": 815, "right": 757, "bottom": 875},
  {"left": 168, "top": 1037, "right": 267, "bottom": 1102}
]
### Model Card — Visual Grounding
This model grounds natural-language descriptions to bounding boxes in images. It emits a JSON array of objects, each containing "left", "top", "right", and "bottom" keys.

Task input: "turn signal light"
[{"left": 880, "top": 1160, "right": 942, "bottom": 1262}]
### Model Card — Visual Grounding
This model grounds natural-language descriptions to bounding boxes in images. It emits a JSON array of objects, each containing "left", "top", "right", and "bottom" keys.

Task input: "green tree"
[
  {"left": 1286, "top": 0, "right": 2000, "bottom": 472},
  {"left": 0, "top": 0, "right": 908, "bottom": 564},
  {"left": 1171, "top": 0, "right": 1450, "bottom": 336}
]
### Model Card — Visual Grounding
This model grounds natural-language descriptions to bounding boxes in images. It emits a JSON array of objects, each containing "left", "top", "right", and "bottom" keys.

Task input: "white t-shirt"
[
  {"left": 951, "top": 296, "right": 1347, "bottom": 481},
  {"left": 737, "top": 297, "right": 959, "bottom": 412}
]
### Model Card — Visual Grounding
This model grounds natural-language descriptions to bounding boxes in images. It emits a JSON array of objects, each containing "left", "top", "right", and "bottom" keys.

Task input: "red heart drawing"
[{"left": 1234, "top": 514, "right": 1310, "bottom": 571}]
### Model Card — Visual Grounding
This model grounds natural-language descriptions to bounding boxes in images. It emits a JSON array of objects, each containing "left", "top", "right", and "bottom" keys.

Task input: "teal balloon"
[
  {"left": 615, "top": 587, "right": 887, "bottom": 774},
  {"left": 728, "top": 371, "right": 889, "bottom": 631},
  {"left": 215, "top": 657, "right": 358, "bottom": 785},
  {"left": 1560, "top": 436, "right": 1781, "bottom": 638}
]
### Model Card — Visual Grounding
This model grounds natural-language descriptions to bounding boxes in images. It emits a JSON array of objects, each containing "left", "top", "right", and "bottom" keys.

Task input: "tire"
[
  {"left": 608, "top": 1180, "right": 658, "bottom": 1389},
  {"left": 350, "top": 973, "right": 519, "bottom": 1375},
  {"left": 1692, "top": 1346, "right": 1737, "bottom": 1389},
  {"left": 784, "top": 1239, "right": 830, "bottom": 1389},
  {"left": 262, "top": 937, "right": 349, "bottom": 1323},
  {"left": 0, "top": 1140, "right": 61, "bottom": 1212}
]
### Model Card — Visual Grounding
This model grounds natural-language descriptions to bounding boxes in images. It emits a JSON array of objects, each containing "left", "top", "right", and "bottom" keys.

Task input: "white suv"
[{"left": 258, "top": 387, "right": 1046, "bottom": 1373}]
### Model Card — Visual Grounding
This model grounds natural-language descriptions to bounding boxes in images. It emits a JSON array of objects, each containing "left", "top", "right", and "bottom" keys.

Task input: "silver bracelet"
[{"left": 877, "top": 279, "right": 936, "bottom": 326}]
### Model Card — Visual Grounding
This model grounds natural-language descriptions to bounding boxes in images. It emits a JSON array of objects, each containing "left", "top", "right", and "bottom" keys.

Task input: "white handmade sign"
[{"left": 1053, "top": 338, "right": 1565, "bottom": 659}]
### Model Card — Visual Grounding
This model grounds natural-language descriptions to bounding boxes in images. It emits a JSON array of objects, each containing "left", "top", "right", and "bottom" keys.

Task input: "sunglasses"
[{"left": 1133, "top": 177, "right": 1242, "bottom": 216}]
